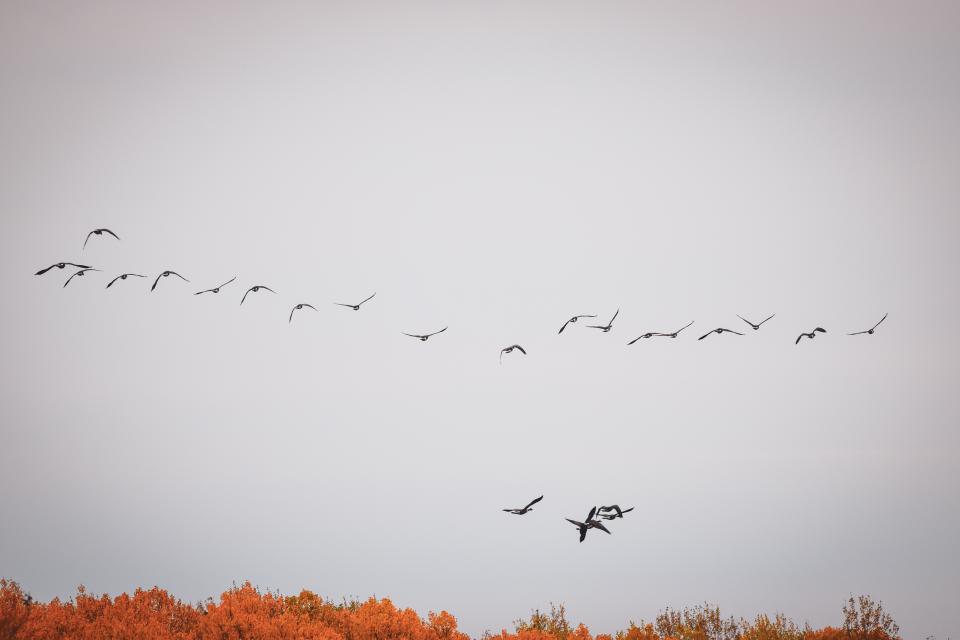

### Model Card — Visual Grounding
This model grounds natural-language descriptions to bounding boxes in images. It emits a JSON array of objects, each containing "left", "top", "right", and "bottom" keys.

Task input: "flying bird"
[
  {"left": 597, "top": 505, "right": 634, "bottom": 520},
  {"left": 558, "top": 314, "right": 597, "bottom": 334},
  {"left": 698, "top": 327, "right": 744, "bottom": 340},
  {"left": 737, "top": 313, "right": 776, "bottom": 330},
  {"left": 500, "top": 344, "right": 527, "bottom": 364},
  {"left": 566, "top": 506, "right": 612, "bottom": 543},
  {"left": 503, "top": 495, "right": 543, "bottom": 515},
  {"left": 240, "top": 285, "right": 277, "bottom": 305},
  {"left": 402, "top": 327, "right": 448, "bottom": 341},
  {"left": 106, "top": 273, "right": 147, "bottom": 288},
  {"left": 35, "top": 262, "right": 91, "bottom": 276},
  {"left": 335, "top": 292, "right": 376, "bottom": 311},
  {"left": 848, "top": 313, "right": 888, "bottom": 336},
  {"left": 587, "top": 309, "right": 619, "bottom": 332},
  {"left": 82, "top": 228, "right": 120, "bottom": 250},
  {"left": 628, "top": 321, "right": 694, "bottom": 344},
  {"left": 289, "top": 303, "right": 318, "bottom": 323},
  {"left": 194, "top": 276, "right": 237, "bottom": 295},
  {"left": 63, "top": 268, "right": 100, "bottom": 287},
  {"left": 796, "top": 327, "right": 826, "bottom": 344},
  {"left": 151, "top": 271, "right": 189, "bottom": 292}
]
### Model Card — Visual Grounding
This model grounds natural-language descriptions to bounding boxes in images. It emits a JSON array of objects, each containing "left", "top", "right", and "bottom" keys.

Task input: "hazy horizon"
[{"left": 1, "top": 2, "right": 958, "bottom": 639}]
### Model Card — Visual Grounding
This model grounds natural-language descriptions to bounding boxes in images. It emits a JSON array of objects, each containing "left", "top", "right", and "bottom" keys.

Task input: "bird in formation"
[
  {"left": 403, "top": 327, "right": 448, "bottom": 341},
  {"left": 848, "top": 313, "right": 887, "bottom": 336},
  {"left": 628, "top": 321, "right": 694, "bottom": 344},
  {"left": 502, "top": 495, "right": 543, "bottom": 515},
  {"left": 106, "top": 273, "right": 147, "bottom": 288},
  {"left": 796, "top": 327, "right": 826, "bottom": 344},
  {"left": 82, "top": 228, "right": 120, "bottom": 250},
  {"left": 597, "top": 505, "right": 634, "bottom": 520},
  {"left": 63, "top": 268, "right": 99, "bottom": 287},
  {"left": 35, "top": 262, "right": 91, "bottom": 276},
  {"left": 558, "top": 314, "right": 596, "bottom": 334},
  {"left": 335, "top": 293, "right": 376, "bottom": 311},
  {"left": 151, "top": 270, "right": 189, "bottom": 292},
  {"left": 698, "top": 327, "right": 744, "bottom": 340},
  {"left": 737, "top": 313, "right": 775, "bottom": 331},
  {"left": 500, "top": 344, "right": 527, "bottom": 364},
  {"left": 289, "top": 303, "right": 318, "bottom": 323},
  {"left": 195, "top": 276, "right": 237, "bottom": 295},
  {"left": 587, "top": 309, "right": 619, "bottom": 333},
  {"left": 566, "top": 506, "right": 612, "bottom": 543},
  {"left": 240, "top": 285, "right": 277, "bottom": 305}
]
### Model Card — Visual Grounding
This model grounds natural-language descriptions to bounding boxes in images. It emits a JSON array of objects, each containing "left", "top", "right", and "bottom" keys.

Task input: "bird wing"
[
  {"left": 736, "top": 314, "right": 754, "bottom": 328},
  {"left": 402, "top": 333, "right": 422, "bottom": 339},
  {"left": 101, "top": 229, "right": 120, "bottom": 241},
  {"left": 427, "top": 327, "right": 448, "bottom": 337},
  {"left": 585, "top": 324, "right": 606, "bottom": 329},
  {"left": 218, "top": 276, "right": 237, "bottom": 289},
  {"left": 848, "top": 330, "right": 868, "bottom": 336},
  {"left": 334, "top": 303, "right": 354, "bottom": 308},
  {"left": 260, "top": 286, "right": 276, "bottom": 294},
  {"left": 241, "top": 289, "right": 252, "bottom": 305},
  {"left": 169, "top": 271, "right": 189, "bottom": 282},
  {"left": 815, "top": 327, "right": 826, "bottom": 333},
  {"left": 151, "top": 274, "right": 162, "bottom": 291},
  {"left": 302, "top": 304, "right": 318, "bottom": 312},
  {"left": 289, "top": 307, "right": 297, "bottom": 323},
  {"left": 698, "top": 330, "right": 713, "bottom": 340},
  {"left": 566, "top": 519, "right": 586, "bottom": 528},
  {"left": 627, "top": 336, "right": 642, "bottom": 345},
  {"left": 795, "top": 334, "right": 804, "bottom": 344},
  {"left": 359, "top": 293, "right": 376, "bottom": 305},
  {"left": 620, "top": 507, "right": 634, "bottom": 514},
  {"left": 579, "top": 528, "right": 587, "bottom": 542},
  {"left": 106, "top": 275, "right": 122, "bottom": 288},
  {"left": 872, "top": 313, "right": 888, "bottom": 330},
  {"left": 759, "top": 314, "right": 775, "bottom": 326},
  {"left": 592, "top": 521, "right": 612, "bottom": 534},
  {"left": 63, "top": 271, "right": 80, "bottom": 287},
  {"left": 725, "top": 329, "right": 744, "bottom": 335},
  {"left": 523, "top": 495, "right": 543, "bottom": 510},
  {"left": 558, "top": 319, "right": 572, "bottom": 334},
  {"left": 35, "top": 264, "right": 55, "bottom": 275},
  {"left": 587, "top": 506, "right": 597, "bottom": 521},
  {"left": 609, "top": 308, "right": 620, "bottom": 324},
  {"left": 515, "top": 345, "right": 526, "bottom": 354},
  {"left": 675, "top": 321, "right": 694, "bottom": 334},
  {"left": 82, "top": 231, "right": 94, "bottom": 250}
]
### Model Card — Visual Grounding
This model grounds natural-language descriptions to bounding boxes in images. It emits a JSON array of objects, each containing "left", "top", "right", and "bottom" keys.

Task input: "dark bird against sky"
[
  {"left": 335, "top": 292, "right": 376, "bottom": 311},
  {"left": 796, "top": 327, "right": 827, "bottom": 344},
  {"left": 35, "top": 262, "right": 91, "bottom": 276},
  {"left": 106, "top": 273, "right": 147, "bottom": 288},
  {"left": 849, "top": 313, "right": 888, "bottom": 336},
  {"left": 502, "top": 495, "right": 543, "bottom": 515},
  {"left": 402, "top": 327, "right": 448, "bottom": 341},
  {"left": 499, "top": 344, "right": 527, "bottom": 364},
  {"left": 194, "top": 276, "right": 237, "bottom": 295},
  {"left": 558, "top": 314, "right": 596, "bottom": 334},
  {"left": 150, "top": 271, "right": 189, "bottom": 292},
  {"left": 82, "top": 228, "right": 120, "bottom": 250},
  {"left": 63, "top": 268, "right": 99, "bottom": 287},
  {"left": 240, "top": 285, "right": 277, "bottom": 305},
  {"left": 698, "top": 327, "right": 744, "bottom": 340},
  {"left": 737, "top": 313, "right": 776, "bottom": 330},
  {"left": 289, "top": 303, "right": 318, "bottom": 323},
  {"left": 587, "top": 309, "right": 619, "bottom": 333}
]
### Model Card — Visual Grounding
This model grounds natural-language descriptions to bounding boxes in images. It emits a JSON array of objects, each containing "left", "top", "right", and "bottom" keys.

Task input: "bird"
[
  {"left": 558, "top": 314, "right": 597, "bottom": 334},
  {"left": 335, "top": 292, "right": 376, "bottom": 311},
  {"left": 63, "top": 268, "right": 99, "bottom": 287},
  {"left": 698, "top": 327, "right": 744, "bottom": 340},
  {"left": 150, "top": 271, "right": 189, "bottom": 292},
  {"left": 587, "top": 309, "right": 619, "bottom": 332},
  {"left": 194, "top": 276, "right": 236, "bottom": 295},
  {"left": 106, "top": 273, "right": 147, "bottom": 288},
  {"left": 597, "top": 505, "right": 634, "bottom": 520},
  {"left": 566, "top": 506, "right": 612, "bottom": 543},
  {"left": 289, "top": 303, "right": 318, "bottom": 323},
  {"left": 502, "top": 495, "right": 543, "bottom": 515},
  {"left": 628, "top": 321, "right": 694, "bottom": 344},
  {"left": 240, "top": 285, "right": 277, "bottom": 305},
  {"left": 35, "top": 262, "right": 91, "bottom": 276},
  {"left": 796, "top": 327, "right": 826, "bottom": 344},
  {"left": 737, "top": 313, "right": 776, "bottom": 331},
  {"left": 848, "top": 313, "right": 888, "bottom": 336},
  {"left": 402, "top": 327, "right": 448, "bottom": 341},
  {"left": 500, "top": 344, "right": 527, "bottom": 364},
  {"left": 82, "top": 228, "right": 120, "bottom": 250}
]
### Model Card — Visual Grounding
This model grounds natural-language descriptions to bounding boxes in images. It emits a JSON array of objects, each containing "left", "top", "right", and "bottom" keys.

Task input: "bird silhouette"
[
  {"left": 194, "top": 276, "right": 236, "bottom": 295},
  {"left": 151, "top": 271, "right": 189, "bottom": 292},
  {"left": 503, "top": 495, "right": 543, "bottom": 515},
  {"left": 106, "top": 273, "right": 147, "bottom": 288},
  {"left": 698, "top": 327, "right": 744, "bottom": 340},
  {"left": 558, "top": 314, "right": 597, "bottom": 334},
  {"left": 289, "top": 303, "right": 318, "bottom": 323},
  {"left": 587, "top": 309, "right": 619, "bottom": 332},
  {"left": 335, "top": 292, "right": 376, "bottom": 311},
  {"left": 402, "top": 327, "right": 448, "bottom": 341},
  {"left": 848, "top": 313, "right": 887, "bottom": 336},
  {"left": 737, "top": 314, "right": 775, "bottom": 330},
  {"left": 796, "top": 327, "right": 826, "bottom": 344},
  {"left": 500, "top": 344, "right": 527, "bottom": 364},
  {"left": 597, "top": 505, "right": 634, "bottom": 520},
  {"left": 63, "top": 268, "right": 100, "bottom": 287},
  {"left": 35, "top": 262, "right": 91, "bottom": 276},
  {"left": 566, "top": 506, "right": 612, "bottom": 542},
  {"left": 628, "top": 321, "right": 693, "bottom": 344},
  {"left": 240, "top": 285, "right": 277, "bottom": 305},
  {"left": 82, "top": 228, "right": 120, "bottom": 250}
]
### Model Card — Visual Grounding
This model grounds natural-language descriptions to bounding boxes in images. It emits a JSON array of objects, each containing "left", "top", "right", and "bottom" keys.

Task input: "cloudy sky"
[{"left": 1, "top": 2, "right": 958, "bottom": 638}]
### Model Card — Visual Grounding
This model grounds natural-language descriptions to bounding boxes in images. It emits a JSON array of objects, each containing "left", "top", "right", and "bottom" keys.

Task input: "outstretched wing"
[
  {"left": 514, "top": 345, "right": 526, "bottom": 355},
  {"left": 592, "top": 521, "right": 612, "bottom": 535},
  {"left": 63, "top": 271, "right": 80, "bottom": 287},
  {"left": 169, "top": 271, "right": 189, "bottom": 282},
  {"left": 725, "top": 329, "right": 744, "bottom": 336},
  {"left": 106, "top": 275, "right": 122, "bottom": 289},
  {"left": 427, "top": 326, "right": 448, "bottom": 337},
  {"left": 698, "top": 330, "right": 713, "bottom": 341},
  {"left": 627, "top": 336, "right": 642, "bottom": 345},
  {"left": 675, "top": 321, "right": 694, "bottom": 334},
  {"left": 82, "top": 231, "right": 94, "bottom": 250},
  {"left": 609, "top": 308, "right": 620, "bottom": 324},
  {"left": 848, "top": 330, "right": 868, "bottom": 336},
  {"left": 759, "top": 313, "right": 775, "bottom": 326},
  {"left": 359, "top": 292, "right": 376, "bottom": 305},
  {"left": 334, "top": 303, "right": 354, "bottom": 308},
  {"left": 523, "top": 495, "right": 543, "bottom": 510},
  {"left": 35, "top": 264, "right": 55, "bottom": 275},
  {"left": 558, "top": 319, "right": 572, "bottom": 334},
  {"left": 151, "top": 274, "right": 162, "bottom": 291},
  {"left": 241, "top": 288, "right": 252, "bottom": 305},
  {"left": 872, "top": 313, "right": 888, "bottom": 330},
  {"left": 218, "top": 276, "right": 237, "bottom": 289},
  {"left": 795, "top": 334, "right": 804, "bottom": 344},
  {"left": 402, "top": 332, "right": 421, "bottom": 339},
  {"left": 101, "top": 229, "right": 120, "bottom": 241},
  {"left": 587, "top": 506, "right": 597, "bottom": 521}
]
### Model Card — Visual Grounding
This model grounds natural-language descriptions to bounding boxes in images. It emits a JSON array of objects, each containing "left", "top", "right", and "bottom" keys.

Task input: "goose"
[
  {"left": 558, "top": 315, "right": 597, "bottom": 334},
  {"left": 35, "top": 262, "right": 91, "bottom": 276},
  {"left": 503, "top": 495, "right": 543, "bottom": 515},
  {"left": 194, "top": 277, "right": 237, "bottom": 295},
  {"left": 106, "top": 273, "right": 147, "bottom": 288},
  {"left": 500, "top": 344, "right": 527, "bottom": 364},
  {"left": 240, "top": 285, "right": 277, "bottom": 305},
  {"left": 698, "top": 327, "right": 744, "bottom": 340},
  {"left": 402, "top": 327, "right": 448, "bottom": 342},
  {"left": 82, "top": 228, "right": 120, "bottom": 250},
  {"left": 737, "top": 313, "right": 775, "bottom": 331},
  {"left": 150, "top": 271, "right": 189, "bottom": 292},
  {"left": 796, "top": 327, "right": 826, "bottom": 344},
  {"left": 586, "top": 309, "right": 619, "bottom": 333},
  {"left": 848, "top": 314, "right": 887, "bottom": 336},
  {"left": 335, "top": 293, "right": 376, "bottom": 311},
  {"left": 63, "top": 268, "right": 100, "bottom": 287}
]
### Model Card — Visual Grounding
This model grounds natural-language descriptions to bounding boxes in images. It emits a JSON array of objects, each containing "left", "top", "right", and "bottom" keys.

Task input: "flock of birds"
[
  {"left": 503, "top": 495, "right": 634, "bottom": 543},
  {"left": 36, "top": 228, "right": 891, "bottom": 544},
  {"left": 36, "top": 228, "right": 890, "bottom": 365}
]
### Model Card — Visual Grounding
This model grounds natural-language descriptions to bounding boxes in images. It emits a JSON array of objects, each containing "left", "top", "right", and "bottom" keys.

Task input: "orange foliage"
[{"left": 0, "top": 579, "right": 901, "bottom": 640}]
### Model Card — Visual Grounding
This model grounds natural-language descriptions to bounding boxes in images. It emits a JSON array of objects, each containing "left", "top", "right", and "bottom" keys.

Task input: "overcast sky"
[{"left": 1, "top": 2, "right": 958, "bottom": 638}]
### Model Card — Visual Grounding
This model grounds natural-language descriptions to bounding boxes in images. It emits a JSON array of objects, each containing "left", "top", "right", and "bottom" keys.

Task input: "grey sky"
[{"left": 1, "top": 2, "right": 958, "bottom": 638}]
